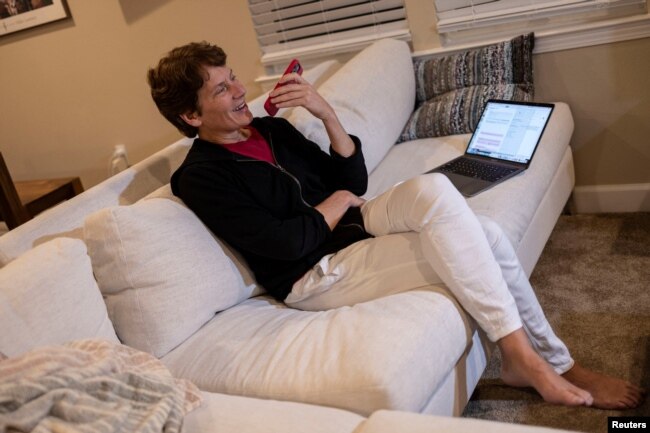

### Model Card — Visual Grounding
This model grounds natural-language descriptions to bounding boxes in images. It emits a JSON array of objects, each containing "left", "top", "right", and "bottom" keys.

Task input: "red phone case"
[{"left": 264, "top": 59, "right": 303, "bottom": 116}]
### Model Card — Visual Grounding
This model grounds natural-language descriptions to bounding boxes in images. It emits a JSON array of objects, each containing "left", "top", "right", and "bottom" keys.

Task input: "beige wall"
[
  {"left": 0, "top": 0, "right": 264, "bottom": 188},
  {"left": 1, "top": 0, "right": 648, "bottom": 189},
  {"left": 535, "top": 39, "right": 650, "bottom": 186}
]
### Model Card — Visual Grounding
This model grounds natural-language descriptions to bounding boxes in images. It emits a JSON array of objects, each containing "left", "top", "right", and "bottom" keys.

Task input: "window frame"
[
  {"left": 248, "top": 0, "right": 412, "bottom": 73},
  {"left": 430, "top": 0, "right": 649, "bottom": 50},
  {"left": 415, "top": 4, "right": 650, "bottom": 59}
]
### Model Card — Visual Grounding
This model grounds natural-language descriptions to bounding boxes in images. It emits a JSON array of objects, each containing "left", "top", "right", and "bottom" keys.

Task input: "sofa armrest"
[{"left": 0, "top": 138, "right": 192, "bottom": 266}]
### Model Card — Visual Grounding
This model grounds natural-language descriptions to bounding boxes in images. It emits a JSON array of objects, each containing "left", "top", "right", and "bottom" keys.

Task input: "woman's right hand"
[{"left": 315, "top": 191, "right": 365, "bottom": 230}]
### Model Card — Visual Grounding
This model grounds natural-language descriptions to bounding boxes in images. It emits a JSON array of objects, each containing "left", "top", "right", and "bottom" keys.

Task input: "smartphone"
[{"left": 264, "top": 59, "right": 303, "bottom": 116}]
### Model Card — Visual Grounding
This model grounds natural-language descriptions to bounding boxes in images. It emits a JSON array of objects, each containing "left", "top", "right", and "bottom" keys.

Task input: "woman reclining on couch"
[{"left": 147, "top": 41, "right": 644, "bottom": 410}]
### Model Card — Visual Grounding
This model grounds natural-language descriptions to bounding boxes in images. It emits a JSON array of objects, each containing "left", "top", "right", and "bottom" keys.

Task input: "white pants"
[{"left": 286, "top": 173, "right": 573, "bottom": 374}]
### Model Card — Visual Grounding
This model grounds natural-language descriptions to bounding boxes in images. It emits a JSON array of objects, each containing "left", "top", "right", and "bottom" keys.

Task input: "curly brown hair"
[{"left": 147, "top": 42, "right": 227, "bottom": 138}]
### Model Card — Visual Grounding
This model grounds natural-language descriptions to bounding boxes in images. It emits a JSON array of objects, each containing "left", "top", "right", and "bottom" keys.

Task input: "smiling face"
[{"left": 182, "top": 65, "right": 253, "bottom": 144}]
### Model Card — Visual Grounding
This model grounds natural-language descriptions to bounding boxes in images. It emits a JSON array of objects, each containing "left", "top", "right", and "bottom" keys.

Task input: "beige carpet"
[{"left": 462, "top": 213, "right": 650, "bottom": 432}]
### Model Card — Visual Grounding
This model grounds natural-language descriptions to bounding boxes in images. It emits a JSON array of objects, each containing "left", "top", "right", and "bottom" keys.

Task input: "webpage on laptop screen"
[{"left": 467, "top": 102, "right": 552, "bottom": 164}]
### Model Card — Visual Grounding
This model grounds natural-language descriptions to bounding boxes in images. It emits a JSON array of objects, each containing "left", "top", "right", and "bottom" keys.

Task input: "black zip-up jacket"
[{"left": 170, "top": 116, "right": 372, "bottom": 301}]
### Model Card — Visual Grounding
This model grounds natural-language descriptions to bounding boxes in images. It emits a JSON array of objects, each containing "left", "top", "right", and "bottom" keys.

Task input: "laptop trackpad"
[
  {"left": 436, "top": 171, "right": 491, "bottom": 197},
  {"left": 458, "top": 179, "right": 493, "bottom": 197}
]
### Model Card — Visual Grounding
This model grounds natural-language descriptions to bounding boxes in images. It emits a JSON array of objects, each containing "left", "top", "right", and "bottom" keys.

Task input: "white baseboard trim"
[{"left": 572, "top": 183, "right": 650, "bottom": 213}]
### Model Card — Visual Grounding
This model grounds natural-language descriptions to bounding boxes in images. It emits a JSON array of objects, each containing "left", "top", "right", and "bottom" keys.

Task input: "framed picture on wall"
[{"left": 1, "top": 0, "right": 70, "bottom": 36}]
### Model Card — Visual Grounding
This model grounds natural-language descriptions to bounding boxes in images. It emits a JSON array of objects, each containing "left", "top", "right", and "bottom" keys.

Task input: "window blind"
[
  {"left": 434, "top": 0, "right": 647, "bottom": 40},
  {"left": 248, "top": 0, "right": 410, "bottom": 63}
]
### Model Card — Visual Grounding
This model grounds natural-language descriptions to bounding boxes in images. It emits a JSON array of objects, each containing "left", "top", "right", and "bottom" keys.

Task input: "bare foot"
[
  {"left": 562, "top": 363, "right": 646, "bottom": 409},
  {"left": 499, "top": 329, "right": 594, "bottom": 407}
]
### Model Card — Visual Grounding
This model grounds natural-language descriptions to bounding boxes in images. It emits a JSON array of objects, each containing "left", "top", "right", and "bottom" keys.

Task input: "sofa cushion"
[
  {"left": 359, "top": 410, "right": 576, "bottom": 433},
  {"left": 141, "top": 184, "right": 264, "bottom": 297},
  {"left": 83, "top": 196, "right": 258, "bottom": 358},
  {"left": 162, "top": 289, "right": 473, "bottom": 416},
  {"left": 399, "top": 33, "right": 534, "bottom": 141},
  {"left": 287, "top": 38, "right": 415, "bottom": 174},
  {"left": 183, "top": 391, "right": 364, "bottom": 433},
  {"left": 0, "top": 238, "right": 118, "bottom": 357},
  {"left": 400, "top": 84, "right": 532, "bottom": 139}
]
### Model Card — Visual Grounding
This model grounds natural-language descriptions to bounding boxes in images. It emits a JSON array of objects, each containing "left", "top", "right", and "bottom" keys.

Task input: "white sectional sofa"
[{"left": 0, "top": 38, "right": 576, "bottom": 431}]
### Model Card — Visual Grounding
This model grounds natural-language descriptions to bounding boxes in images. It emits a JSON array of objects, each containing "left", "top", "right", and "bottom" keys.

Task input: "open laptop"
[{"left": 427, "top": 99, "right": 554, "bottom": 197}]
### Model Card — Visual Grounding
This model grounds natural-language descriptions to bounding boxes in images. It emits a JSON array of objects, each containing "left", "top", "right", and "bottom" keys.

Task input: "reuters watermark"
[{"left": 608, "top": 417, "right": 650, "bottom": 433}]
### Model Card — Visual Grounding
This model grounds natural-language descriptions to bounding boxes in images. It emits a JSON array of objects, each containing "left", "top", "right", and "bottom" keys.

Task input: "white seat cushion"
[
  {"left": 359, "top": 410, "right": 577, "bottom": 433},
  {"left": 162, "top": 290, "right": 473, "bottom": 416},
  {"left": 0, "top": 238, "right": 118, "bottom": 357},
  {"left": 182, "top": 391, "right": 363, "bottom": 433}
]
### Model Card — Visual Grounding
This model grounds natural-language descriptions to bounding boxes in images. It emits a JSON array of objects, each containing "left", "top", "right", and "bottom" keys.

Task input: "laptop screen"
[{"left": 466, "top": 100, "right": 554, "bottom": 165}]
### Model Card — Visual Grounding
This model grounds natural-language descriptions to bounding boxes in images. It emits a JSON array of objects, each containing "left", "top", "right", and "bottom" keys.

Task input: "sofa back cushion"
[
  {"left": 287, "top": 38, "right": 415, "bottom": 174},
  {"left": 0, "top": 237, "right": 119, "bottom": 357},
  {"left": 83, "top": 196, "right": 259, "bottom": 358}
]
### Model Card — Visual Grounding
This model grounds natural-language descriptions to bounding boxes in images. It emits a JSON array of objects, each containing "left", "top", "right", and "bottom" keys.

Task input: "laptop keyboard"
[{"left": 440, "top": 158, "right": 518, "bottom": 182}]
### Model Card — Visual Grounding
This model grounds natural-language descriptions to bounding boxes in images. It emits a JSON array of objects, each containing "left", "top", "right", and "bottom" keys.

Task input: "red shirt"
[{"left": 222, "top": 127, "right": 275, "bottom": 165}]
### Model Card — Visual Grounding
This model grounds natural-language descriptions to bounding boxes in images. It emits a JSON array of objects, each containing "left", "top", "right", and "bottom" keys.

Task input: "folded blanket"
[{"left": 0, "top": 339, "right": 202, "bottom": 433}]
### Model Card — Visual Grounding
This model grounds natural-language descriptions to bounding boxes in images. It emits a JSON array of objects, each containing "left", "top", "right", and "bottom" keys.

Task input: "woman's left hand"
[{"left": 269, "top": 73, "right": 335, "bottom": 121}]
